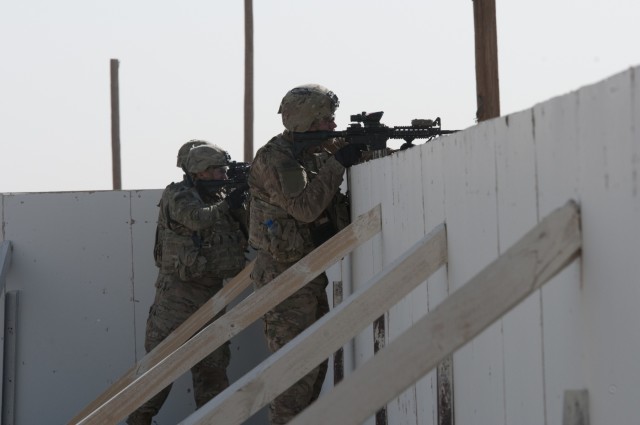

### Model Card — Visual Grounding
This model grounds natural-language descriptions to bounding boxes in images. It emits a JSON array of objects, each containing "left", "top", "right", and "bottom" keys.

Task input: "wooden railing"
[
  {"left": 75, "top": 200, "right": 580, "bottom": 425},
  {"left": 72, "top": 204, "right": 382, "bottom": 424},
  {"left": 180, "top": 222, "right": 448, "bottom": 425},
  {"left": 288, "top": 201, "right": 581, "bottom": 425},
  {"left": 180, "top": 200, "right": 580, "bottom": 425}
]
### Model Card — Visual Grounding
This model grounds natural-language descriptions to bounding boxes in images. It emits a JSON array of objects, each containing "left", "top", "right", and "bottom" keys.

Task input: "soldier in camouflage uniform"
[
  {"left": 248, "top": 84, "right": 363, "bottom": 424},
  {"left": 151, "top": 140, "right": 209, "bottom": 289},
  {"left": 127, "top": 143, "right": 249, "bottom": 425}
]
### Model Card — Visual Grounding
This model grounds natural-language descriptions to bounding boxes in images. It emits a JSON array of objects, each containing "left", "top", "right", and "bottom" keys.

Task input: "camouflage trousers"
[
  {"left": 251, "top": 251, "right": 330, "bottom": 425},
  {"left": 126, "top": 273, "right": 231, "bottom": 425}
]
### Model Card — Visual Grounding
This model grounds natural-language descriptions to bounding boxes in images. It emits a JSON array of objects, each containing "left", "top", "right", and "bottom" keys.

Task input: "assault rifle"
[
  {"left": 291, "top": 111, "right": 458, "bottom": 158},
  {"left": 195, "top": 161, "right": 251, "bottom": 195}
]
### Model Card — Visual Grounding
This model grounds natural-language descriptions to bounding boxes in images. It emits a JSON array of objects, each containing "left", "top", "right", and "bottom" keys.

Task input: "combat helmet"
[
  {"left": 176, "top": 140, "right": 209, "bottom": 168},
  {"left": 278, "top": 84, "right": 340, "bottom": 132},
  {"left": 185, "top": 144, "right": 230, "bottom": 174}
]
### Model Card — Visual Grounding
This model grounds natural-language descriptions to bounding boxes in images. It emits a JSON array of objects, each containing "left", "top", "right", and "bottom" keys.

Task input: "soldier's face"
[
  {"left": 309, "top": 115, "right": 337, "bottom": 131},
  {"left": 197, "top": 166, "right": 228, "bottom": 181}
]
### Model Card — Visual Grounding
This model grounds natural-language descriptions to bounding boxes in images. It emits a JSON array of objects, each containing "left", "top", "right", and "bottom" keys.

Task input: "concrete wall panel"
[
  {"left": 532, "top": 88, "right": 586, "bottom": 425},
  {"left": 0, "top": 189, "right": 269, "bottom": 425},
  {"left": 577, "top": 69, "right": 640, "bottom": 425},
  {"left": 2, "top": 191, "right": 136, "bottom": 424},
  {"left": 495, "top": 110, "right": 545, "bottom": 425},
  {"left": 385, "top": 148, "right": 428, "bottom": 425},
  {"left": 418, "top": 137, "right": 449, "bottom": 425},
  {"left": 442, "top": 123, "right": 504, "bottom": 425}
]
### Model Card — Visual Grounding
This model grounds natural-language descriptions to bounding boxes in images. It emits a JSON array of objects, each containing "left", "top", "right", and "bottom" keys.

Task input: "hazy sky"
[{"left": 1, "top": 0, "right": 638, "bottom": 193}]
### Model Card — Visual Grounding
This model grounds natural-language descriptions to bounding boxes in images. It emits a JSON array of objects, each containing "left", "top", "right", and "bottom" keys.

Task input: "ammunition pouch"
[
  {"left": 161, "top": 229, "right": 246, "bottom": 281},
  {"left": 249, "top": 197, "right": 310, "bottom": 263},
  {"left": 199, "top": 231, "right": 247, "bottom": 278},
  {"left": 310, "top": 215, "right": 337, "bottom": 247}
]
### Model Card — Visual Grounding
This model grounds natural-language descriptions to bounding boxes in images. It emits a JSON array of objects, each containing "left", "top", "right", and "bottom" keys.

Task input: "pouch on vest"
[
  {"left": 176, "top": 244, "right": 207, "bottom": 281},
  {"left": 328, "top": 191, "right": 351, "bottom": 232},
  {"left": 310, "top": 215, "right": 337, "bottom": 247},
  {"left": 265, "top": 218, "right": 307, "bottom": 263},
  {"left": 249, "top": 197, "right": 307, "bottom": 263},
  {"left": 201, "top": 232, "right": 247, "bottom": 278}
]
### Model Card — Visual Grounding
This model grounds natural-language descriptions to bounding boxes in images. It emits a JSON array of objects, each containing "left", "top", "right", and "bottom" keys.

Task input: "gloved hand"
[
  {"left": 334, "top": 143, "right": 365, "bottom": 168},
  {"left": 226, "top": 185, "right": 249, "bottom": 209}
]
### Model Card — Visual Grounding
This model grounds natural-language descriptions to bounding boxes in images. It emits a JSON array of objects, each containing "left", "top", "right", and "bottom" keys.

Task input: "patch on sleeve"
[{"left": 277, "top": 164, "right": 308, "bottom": 197}]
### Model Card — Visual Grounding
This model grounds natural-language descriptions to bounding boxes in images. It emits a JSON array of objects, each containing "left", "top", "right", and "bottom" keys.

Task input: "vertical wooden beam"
[
  {"left": 243, "top": 0, "right": 254, "bottom": 162},
  {"left": 437, "top": 356, "right": 454, "bottom": 425},
  {"left": 473, "top": 0, "right": 500, "bottom": 121},
  {"left": 374, "top": 315, "right": 387, "bottom": 425},
  {"left": 333, "top": 280, "right": 344, "bottom": 385},
  {"left": 110, "top": 59, "right": 122, "bottom": 190}
]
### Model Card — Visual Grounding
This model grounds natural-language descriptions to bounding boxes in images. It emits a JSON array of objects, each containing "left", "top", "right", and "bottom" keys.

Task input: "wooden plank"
[
  {"left": 332, "top": 280, "right": 344, "bottom": 385},
  {"left": 496, "top": 110, "right": 545, "bottom": 425},
  {"left": 181, "top": 223, "right": 447, "bottom": 425},
  {"left": 575, "top": 69, "right": 638, "bottom": 424},
  {"left": 349, "top": 161, "right": 382, "bottom": 425},
  {"left": 532, "top": 89, "right": 585, "bottom": 423},
  {"left": 444, "top": 121, "right": 503, "bottom": 424},
  {"left": 385, "top": 148, "right": 426, "bottom": 425},
  {"left": 289, "top": 201, "right": 581, "bottom": 425},
  {"left": 76, "top": 205, "right": 382, "bottom": 425},
  {"left": 69, "top": 259, "right": 255, "bottom": 424},
  {"left": 422, "top": 135, "right": 451, "bottom": 425}
]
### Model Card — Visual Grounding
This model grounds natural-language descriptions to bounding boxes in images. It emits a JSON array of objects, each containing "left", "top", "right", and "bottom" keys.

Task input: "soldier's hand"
[
  {"left": 226, "top": 185, "right": 249, "bottom": 209},
  {"left": 334, "top": 143, "right": 365, "bottom": 168}
]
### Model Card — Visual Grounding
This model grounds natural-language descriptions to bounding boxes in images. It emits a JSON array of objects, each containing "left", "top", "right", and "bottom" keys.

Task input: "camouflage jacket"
[
  {"left": 248, "top": 132, "right": 346, "bottom": 262},
  {"left": 159, "top": 181, "right": 247, "bottom": 280}
]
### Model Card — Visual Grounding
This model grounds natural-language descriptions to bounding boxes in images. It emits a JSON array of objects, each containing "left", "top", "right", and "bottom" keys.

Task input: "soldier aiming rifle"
[{"left": 291, "top": 110, "right": 458, "bottom": 159}]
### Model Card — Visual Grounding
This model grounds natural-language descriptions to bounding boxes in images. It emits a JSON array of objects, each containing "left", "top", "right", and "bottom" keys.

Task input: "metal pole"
[
  {"left": 110, "top": 59, "right": 122, "bottom": 190},
  {"left": 244, "top": 0, "right": 254, "bottom": 162},
  {"left": 473, "top": 0, "right": 501, "bottom": 122}
]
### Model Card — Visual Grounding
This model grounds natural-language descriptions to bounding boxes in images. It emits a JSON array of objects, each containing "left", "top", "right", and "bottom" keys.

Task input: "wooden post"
[
  {"left": 374, "top": 314, "right": 387, "bottom": 425},
  {"left": 473, "top": 0, "right": 500, "bottom": 122},
  {"left": 332, "top": 281, "right": 344, "bottom": 385},
  {"left": 243, "top": 0, "right": 254, "bottom": 162},
  {"left": 110, "top": 59, "right": 122, "bottom": 190}
]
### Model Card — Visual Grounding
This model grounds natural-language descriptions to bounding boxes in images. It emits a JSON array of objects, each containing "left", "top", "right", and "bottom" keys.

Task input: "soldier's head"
[
  {"left": 185, "top": 144, "right": 231, "bottom": 181},
  {"left": 177, "top": 139, "right": 209, "bottom": 168},
  {"left": 278, "top": 84, "right": 339, "bottom": 132}
]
